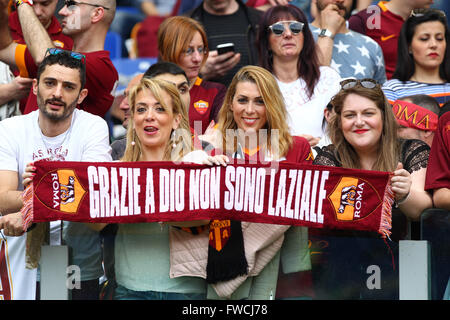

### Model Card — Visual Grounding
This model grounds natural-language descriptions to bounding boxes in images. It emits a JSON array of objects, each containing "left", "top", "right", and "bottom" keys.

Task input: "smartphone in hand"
[{"left": 216, "top": 43, "right": 235, "bottom": 55}]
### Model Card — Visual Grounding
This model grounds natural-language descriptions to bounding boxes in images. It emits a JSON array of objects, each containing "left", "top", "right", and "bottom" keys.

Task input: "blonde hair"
[
  {"left": 328, "top": 85, "right": 399, "bottom": 172},
  {"left": 217, "top": 65, "right": 293, "bottom": 159},
  {"left": 157, "top": 16, "right": 209, "bottom": 68},
  {"left": 121, "top": 78, "right": 192, "bottom": 162}
]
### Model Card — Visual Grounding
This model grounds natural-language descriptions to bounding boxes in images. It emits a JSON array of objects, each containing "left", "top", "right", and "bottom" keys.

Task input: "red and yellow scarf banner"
[
  {"left": 28, "top": 160, "right": 394, "bottom": 238},
  {"left": 393, "top": 100, "right": 438, "bottom": 131}
]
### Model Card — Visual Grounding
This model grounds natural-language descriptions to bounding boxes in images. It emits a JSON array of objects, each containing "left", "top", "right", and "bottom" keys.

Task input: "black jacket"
[{"left": 187, "top": 0, "right": 261, "bottom": 66}]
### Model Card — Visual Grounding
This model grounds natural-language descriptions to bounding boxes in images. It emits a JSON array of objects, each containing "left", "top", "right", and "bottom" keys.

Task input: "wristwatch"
[
  {"left": 318, "top": 28, "right": 334, "bottom": 39},
  {"left": 15, "top": 0, "right": 34, "bottom": 7}
]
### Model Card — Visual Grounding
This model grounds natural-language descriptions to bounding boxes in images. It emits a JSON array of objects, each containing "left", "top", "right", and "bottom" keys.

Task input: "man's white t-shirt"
[
  {"left": 276, "top": 66, "right": 341, "bottom": 138},
  {"left": 0, "top": 109, "right": 112, "bottom": 300}
]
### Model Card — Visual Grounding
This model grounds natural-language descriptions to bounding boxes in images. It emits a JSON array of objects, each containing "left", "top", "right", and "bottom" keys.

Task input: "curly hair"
[{"left": 122, "top": 78, "right": 192, "bottom": 162}]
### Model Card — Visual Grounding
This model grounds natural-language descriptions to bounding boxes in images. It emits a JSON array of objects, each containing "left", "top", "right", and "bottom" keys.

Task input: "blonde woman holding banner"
[
  {"left": 169, "top": 66, "right": 315, "bottom": 300},
  {"left": 23, "top": 78, "right": 227, "bottom": 300}
]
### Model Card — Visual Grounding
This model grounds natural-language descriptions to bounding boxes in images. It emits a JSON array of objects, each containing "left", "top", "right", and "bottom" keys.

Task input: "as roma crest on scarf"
[
  {"left": 328, "top": 176, "right": 382, "bottom": 222},
  {"left": 34, "top": 169, "right": 86, "bottom": 214},
  {"left": 193, "top": 100, "right": 209, "bottom": 115},
  {"left": 209, "top": 220, "right": 231, "bottom": 251}
]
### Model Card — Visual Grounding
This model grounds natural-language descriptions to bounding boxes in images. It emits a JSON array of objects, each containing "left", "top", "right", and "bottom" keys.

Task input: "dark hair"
[
  {"left": 37, "top": 49, "right": 86, "bottom": 89},
  {"left": 393, "top": 9, "right": 450, "bottom": 82},
  {"left": 400, "top": 94, "right": 440, "bottom": 115},
  {"left": 321, "top": 102, "right": 334, "bottom": 131},
  {"left": 440, "top": 100, "right": 450, "bottom": 117},
  {"left": 256, "top": 4, "right": 320, "bottom": 99},
  {"left": 144, "top": 61, "right": 189, "bottom": 83}
]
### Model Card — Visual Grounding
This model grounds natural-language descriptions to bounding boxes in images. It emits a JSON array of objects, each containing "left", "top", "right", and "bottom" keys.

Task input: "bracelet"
[
  {"left": 15, "top": 0, "right": 34, "bottom": 8},
  {"left": 396, "top": 191, "right": 410, "bottom": 205}
]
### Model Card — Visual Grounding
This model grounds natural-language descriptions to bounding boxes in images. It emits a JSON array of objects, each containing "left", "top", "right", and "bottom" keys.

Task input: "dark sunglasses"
[
  {"left": 268, "top": 21, "right": 304, "bottom": 36},
  {"left": 45, "top": 48, "right": 86, "bottom": 64},
  {"left": 64, "top": 0, "right": 110, "bottom": 10},
  {"left": 340, "top": 78, "right": 379, "bottom": 90},
  {"left": 410, "top": 8, "right": 446, "bottom": 18}
]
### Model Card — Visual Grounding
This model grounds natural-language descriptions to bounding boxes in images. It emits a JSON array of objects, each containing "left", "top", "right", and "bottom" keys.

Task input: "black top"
[
  {"left": 312, "top": 139, "right": 430, "bottom": 240},
  {"left": 313, "top": 139, "right": 430, "bottom": 174},
  {"left": 188, "top": 0, "right": 262, "bottom": 86}
]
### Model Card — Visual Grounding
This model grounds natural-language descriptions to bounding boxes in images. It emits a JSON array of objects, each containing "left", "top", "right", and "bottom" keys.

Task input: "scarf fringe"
[
  {"left": 22, "top": 183, "right": 46, "bottom": 270},
  {"left": 21, "top": 184, "right": 34, "bottom": 232},
  {"left": 206, "top": 257, "right": 248, "bottom": 284},
  {"left": 379, "top": 183, "right": 394, "bottom": 239}
]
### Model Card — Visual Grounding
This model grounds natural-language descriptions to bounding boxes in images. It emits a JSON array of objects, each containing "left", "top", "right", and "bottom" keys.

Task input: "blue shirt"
[
  {"left": 138, "top": 0, "right": 177, "bottom": 15},
  {"left": 310, "top": 25, "right": 387, "bottom": 84}
]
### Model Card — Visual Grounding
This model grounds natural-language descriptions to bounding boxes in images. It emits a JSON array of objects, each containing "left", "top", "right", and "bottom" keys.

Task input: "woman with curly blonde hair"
[
  {"left": 93, "top": 78, "right": 227, "bottom": 300},
  {"left": 121, "top": 78, "right": 193, "bottom": 162}
]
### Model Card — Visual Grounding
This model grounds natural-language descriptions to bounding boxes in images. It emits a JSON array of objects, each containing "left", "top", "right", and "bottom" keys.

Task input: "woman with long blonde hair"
[
  {"left": 87, "top": 78, "right": 226, "bottom": 300},
  {"left": 217, "top": 65, "right": 294, "bottom": 160},
  {"left": 121, "top": 78, "right": 193, "bottom": 162},
  {"left": 171, "top": 66, "right": 315, "bottom": 300}
]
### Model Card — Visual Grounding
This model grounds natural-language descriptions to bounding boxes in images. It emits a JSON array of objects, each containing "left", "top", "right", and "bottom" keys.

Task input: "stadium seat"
[
  {"left": 112, "top": 57, "right": 158, "bottom": 95},
  {"left": 420, "top": 208, "right": 450, "bottom": 299},
  {"left": 105, "top": 31, "right": 123, "bottom": 60},
  {"left": 115, "top": 6, "right": 141, "bottom": 15}
]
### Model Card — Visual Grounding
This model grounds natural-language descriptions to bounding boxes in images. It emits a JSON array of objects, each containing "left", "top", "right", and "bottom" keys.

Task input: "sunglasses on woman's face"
[
  {"left": 340, "top": 78, "right": 379, "bottom": 90},
  {"left": 268, "top": 21, "right": 304, "bottom": 36}
]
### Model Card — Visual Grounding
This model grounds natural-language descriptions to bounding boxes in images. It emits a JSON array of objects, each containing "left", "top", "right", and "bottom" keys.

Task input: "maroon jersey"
[
  {"left": 349, "top": 1, "right": 404, "bottom": 79},
  {"left": 189, "top": 77, "right": 226, "bottom": 135},
  {"left": 18, "top": 48, "right": 118, "bottom": 118},
  {"left": 241, "top": 136, "right": 313, "bottom": 164},
  {"left": 425, "top": 112, "right": 450, "bottom": 191},
  {"left": 283, "top": 136, "right": 314, "bottom": 164},
  {"left": 9, "top": 11, "right": 73, "bottom": 50}
]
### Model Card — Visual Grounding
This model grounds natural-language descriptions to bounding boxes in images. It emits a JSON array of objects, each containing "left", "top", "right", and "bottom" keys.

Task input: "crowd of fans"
[{"left": 0, "top": 0, "right": 448, "bottom": 301}]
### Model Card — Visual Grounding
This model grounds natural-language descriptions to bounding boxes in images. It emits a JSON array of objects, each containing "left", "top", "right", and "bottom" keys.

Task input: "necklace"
[{"left": 37, "top": 112, "right": 76, "bottom": 161}]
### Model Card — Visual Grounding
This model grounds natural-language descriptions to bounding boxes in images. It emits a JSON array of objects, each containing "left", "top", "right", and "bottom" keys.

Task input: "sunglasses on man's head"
[
  {"left": 45, "top": 48, "right": 86, "bottom": 64},
  {"left": 340, "top": 78, "right": 379, "bottom": 90},
  {"left": 268, "top": 21, "right": 304, "bottom": 36},
  {"left": 64, "top": 0, "right": 110, "bottom": 10}
]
